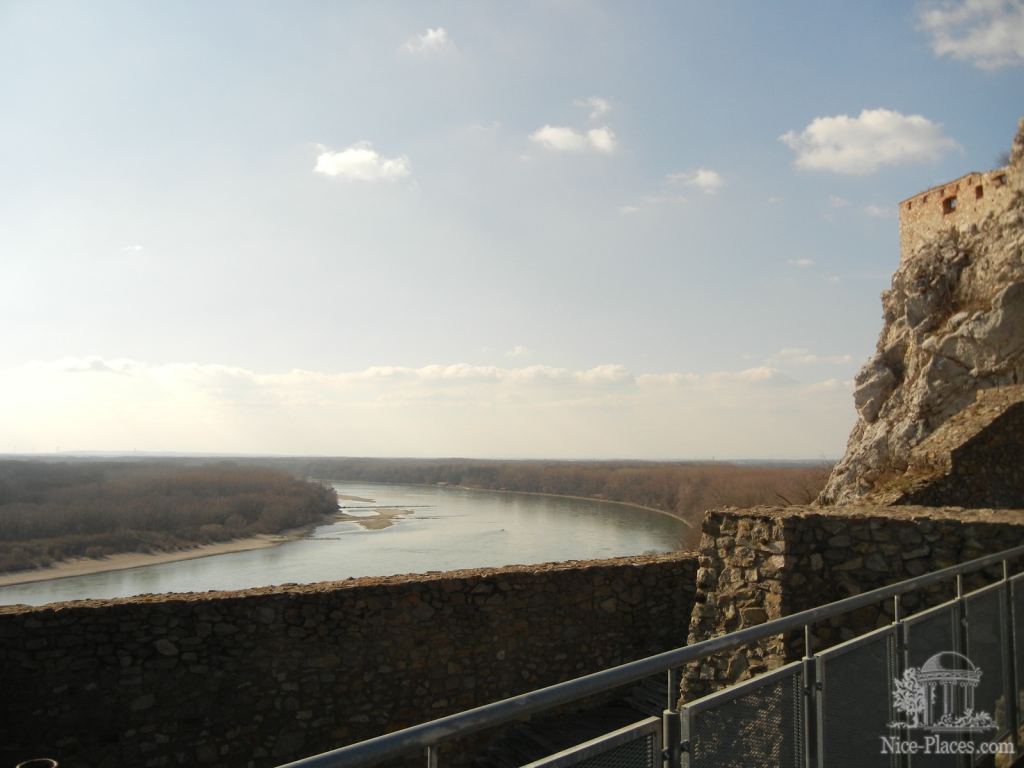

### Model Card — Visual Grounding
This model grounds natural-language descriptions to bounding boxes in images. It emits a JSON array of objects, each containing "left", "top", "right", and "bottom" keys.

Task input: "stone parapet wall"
[
  {"left": 682, "top": 505, "right": 1024, "bottom": 703},
  {"left": 0, "top": 553, "right": 698, "bottom": 768},
  {"left": 4, "top": 504, "right": 1023, "bottom": 767}
]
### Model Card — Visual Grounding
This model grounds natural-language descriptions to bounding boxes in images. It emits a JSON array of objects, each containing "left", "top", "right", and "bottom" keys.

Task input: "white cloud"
[
  {"left": 575, "top": 96, "right": 612, "bottom": 120},
  {"left": 829, "top": 195, "right": 849, "bottom": 208},
  {"left": 767, "top": 196, "right": 784, "bottom": 204},
  {"left": 668, "top": 168, "right": 724, "bottom": 194},
  {"left": 313, "top": 142, "right": 411, "bottom": 182},
  {"left": 61, "top": 357, "right": 130, "bottom": 375},
  {"left": 787, "top": 258, "right": 816, "bottom": 268},
  {"left": 825, "top": 275, "right": 842, "bottom": 285},
  {"left": 121, "top": 244, "right": 144, "bottom": 253},
  {"left": 574, "top": 364, "right": 632, "bottom": 384},
  {"left": 403, "top": 27, "right": 454, "bottom": 55},
  {"left": 619, "top": 194, "right": 687, "bottom": 214},
  {"left": 779, "top": 109, "right": 959, "bottom": 174},
  {"left": 530, "top": 125, "right": 617, "bottom": 154},
  {"left": 636, "top": 372, "right": 700, "bottom": 387},
  {"left": 720, "top": 366, "right": 790, "bottom": 384},
  {"left": 919, "top": 0, "right": 1024, "bottom": 69},
  {"left": 586, "top": 127, "right": 616, "bottom": 153},
  {"left": 777, "top": 348, "right": 854, "bottom": 365},
  {"left": 505, "top": 345, "right": 531, "bottom": 358},
  {"left": 864, "top": 204, "right": 895, "bottom": 218}
]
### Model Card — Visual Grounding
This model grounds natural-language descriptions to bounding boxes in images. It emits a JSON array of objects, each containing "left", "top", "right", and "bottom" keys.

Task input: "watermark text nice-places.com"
[{"left": 881, "top": 735, "right": 1014, "bottom": 756}]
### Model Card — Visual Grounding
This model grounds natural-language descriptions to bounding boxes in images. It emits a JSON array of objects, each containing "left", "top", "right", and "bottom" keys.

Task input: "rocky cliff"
[{"left": 819, "top": 119, "right": 1024, "bottom": 505}]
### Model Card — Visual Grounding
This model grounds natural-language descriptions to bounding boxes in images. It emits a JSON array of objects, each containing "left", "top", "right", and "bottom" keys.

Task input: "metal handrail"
[{"left": 279, "top": 542, "right": 1024, "bottom": 768}]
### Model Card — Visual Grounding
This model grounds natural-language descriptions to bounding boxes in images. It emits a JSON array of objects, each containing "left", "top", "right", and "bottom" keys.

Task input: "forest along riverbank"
[
  {"left": 0, "top": 492, "right": 395, "bottom": 588},
  {"left": 0, "top": 460, "right": 339, "bottom": 585},
  {"left": 250, "top": 456, "right": 833, "bottom": 529},
  {"left": 0, "top": 504, "right": 412, "bottom": 589}
]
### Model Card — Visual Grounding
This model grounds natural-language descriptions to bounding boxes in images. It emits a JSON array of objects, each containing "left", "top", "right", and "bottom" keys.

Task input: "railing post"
[
  {"left": 955, "top": 572, "right": 967, "bottom": 654},
  {"left": 425, "top": 744, "right": 439, "bottom": 768},
  {"left": 1001, "top": 560, "right": 1020, "bottom": 759},
  {"left": 677, "top": 707, "right": 692, "bottom": 768},
  {"left": 954, "top": 573, "right": 972, "bottom": 768},
  {"left": 892, "top": 594, "right": 909, "bottom": 768},
  {"left": 663, "top": 705, "right": 681, "bottom": 768},
  {"left": 667, "top": 667, "right": 680, "bottom": 711},
  {"left": 802, "top": 624, "right": 818, "bottom": 768},
  {"left": 663, "top": 666, "right": 682, "bottom": 768}
]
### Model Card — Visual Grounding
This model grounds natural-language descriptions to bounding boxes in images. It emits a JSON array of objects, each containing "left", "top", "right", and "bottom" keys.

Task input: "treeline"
[
  {"left": 253, "top": 457, "right": 832, "bottom": 545},
  {"left": 0, "top": 461, "right": 337, "bottom": 573}
]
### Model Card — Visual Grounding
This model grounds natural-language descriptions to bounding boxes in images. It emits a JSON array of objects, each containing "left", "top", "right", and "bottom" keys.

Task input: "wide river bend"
[{"left": 0, "top": 482, "right": 688, "bottom": 606}]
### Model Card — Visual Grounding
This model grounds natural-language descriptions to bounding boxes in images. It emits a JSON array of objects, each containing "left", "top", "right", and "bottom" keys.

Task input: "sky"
[{"left": 1, "top": 1, "right": 1023, "bottom": 459}]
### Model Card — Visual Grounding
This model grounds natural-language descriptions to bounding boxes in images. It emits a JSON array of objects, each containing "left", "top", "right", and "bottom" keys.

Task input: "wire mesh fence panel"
[
  {"left": 1013, "top": 574, "right": 1024, "bottom": 729},
  {"left": 905, "top": 600, "right": 958, "bottom": 670},
  {"left": 902, "top": 601, "right": 961, "bottom": 768},
  {"left": 963, "top": 583, "right": 1009, "bottom": 759},
  {"left": 564, "top": 733, "right": 657, "bottom": 768},
  {"left": 522, "top": 718, "right": 661, "bottom": 768},
  {"left": 680, "top": 661, "right": 804, "bottom": 768},
  {"left": 816, "top": 625, "right": 899, "bottom": 768}
]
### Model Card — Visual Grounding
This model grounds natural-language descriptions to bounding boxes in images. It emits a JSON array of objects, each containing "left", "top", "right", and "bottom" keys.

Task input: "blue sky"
[{"left": 1, "top": 1, "right": 1022, "bottom": 458}]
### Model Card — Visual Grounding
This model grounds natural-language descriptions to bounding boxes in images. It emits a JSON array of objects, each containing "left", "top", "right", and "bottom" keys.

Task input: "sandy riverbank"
[
  {"left": 0, "top": 500, "right": 408, "bottom": 587},
  {"left": 0, "top": 532, "right": 303, "bottom": 589},
  {"left": 334, "top": 507, "right": 411, "bottom": 530}
]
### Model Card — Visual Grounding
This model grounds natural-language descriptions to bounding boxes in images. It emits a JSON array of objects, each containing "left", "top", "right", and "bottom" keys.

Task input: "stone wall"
[
  {"left": 0, "top": 553, "right": 697, "bottom": 768},
  {"left": 682, "top": 505, "right": 1024, "bottom": 702},
  {"left": 899, "top": 167, "right": 1015, "bottom": 261},
  {"left": 5, "top": 504, "right": 1023, "bottom": 767}
]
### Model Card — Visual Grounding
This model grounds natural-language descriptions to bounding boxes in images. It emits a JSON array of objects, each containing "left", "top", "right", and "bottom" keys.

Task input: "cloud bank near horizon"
[{"left": 1, "top": 357, "right": 854, "bottom": 459}]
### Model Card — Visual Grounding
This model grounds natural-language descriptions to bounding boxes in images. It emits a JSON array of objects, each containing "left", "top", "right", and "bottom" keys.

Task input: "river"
[{"left": 0, "top": 482, "right": 688, "bottom": 606}]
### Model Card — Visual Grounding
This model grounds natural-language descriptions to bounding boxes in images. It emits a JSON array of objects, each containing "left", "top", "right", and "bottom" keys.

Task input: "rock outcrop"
[
  {"left": 819, "top": 119, "right": 1024, "bottom": 505},
  {"left": 865, "top": 385, "right": 1024, "bottom": 507}
]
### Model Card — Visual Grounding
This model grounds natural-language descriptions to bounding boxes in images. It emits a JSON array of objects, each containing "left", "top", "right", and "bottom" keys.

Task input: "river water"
[{"left": 0, "top": 482, "right": 688, "bottom": 606}]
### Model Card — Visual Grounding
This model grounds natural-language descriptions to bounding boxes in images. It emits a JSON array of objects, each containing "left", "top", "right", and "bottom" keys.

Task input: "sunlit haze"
[{"left": 2, "top": 1, "right": 1023, "bottom": 458}]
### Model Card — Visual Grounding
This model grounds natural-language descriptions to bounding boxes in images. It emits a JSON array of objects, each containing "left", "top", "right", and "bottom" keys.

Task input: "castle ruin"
[{"left": 899, "top": 166, "right": 1013, "bottom": 260}]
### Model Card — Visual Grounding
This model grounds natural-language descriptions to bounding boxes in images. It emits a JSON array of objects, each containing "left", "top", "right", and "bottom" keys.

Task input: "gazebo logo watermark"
[
  {"left": 881, "top": 651, "right": 1012, "bottom": 758},
  {"left": 892, "top": 652, "right": 996, "bottom": 732}
]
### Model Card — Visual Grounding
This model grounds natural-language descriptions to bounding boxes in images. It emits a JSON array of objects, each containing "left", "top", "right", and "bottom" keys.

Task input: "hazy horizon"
[
  {"left": 0, "top": 451, "right": 838, "bottom": 463},
  {"left": 3, "top": 2, "right": 1023, "bottom": 459}
]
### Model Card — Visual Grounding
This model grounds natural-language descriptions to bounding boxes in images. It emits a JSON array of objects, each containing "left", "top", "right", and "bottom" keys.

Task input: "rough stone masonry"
[
  {"left": 0, "top": 553, "right": 696, "bottom": 768},
  {"left": 681, "top": 505, "right": 1024, "bottom": 702}
]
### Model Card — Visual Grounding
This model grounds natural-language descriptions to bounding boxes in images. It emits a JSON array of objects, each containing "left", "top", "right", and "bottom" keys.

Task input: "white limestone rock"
[{"left": 819, "top": 119, "right": 1024, "bottom": 505}]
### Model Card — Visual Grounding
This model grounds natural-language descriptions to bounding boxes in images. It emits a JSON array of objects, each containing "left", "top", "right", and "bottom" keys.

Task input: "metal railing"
[{"left": 279, "top": 542, "right": 1024, "bottom": 768}]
